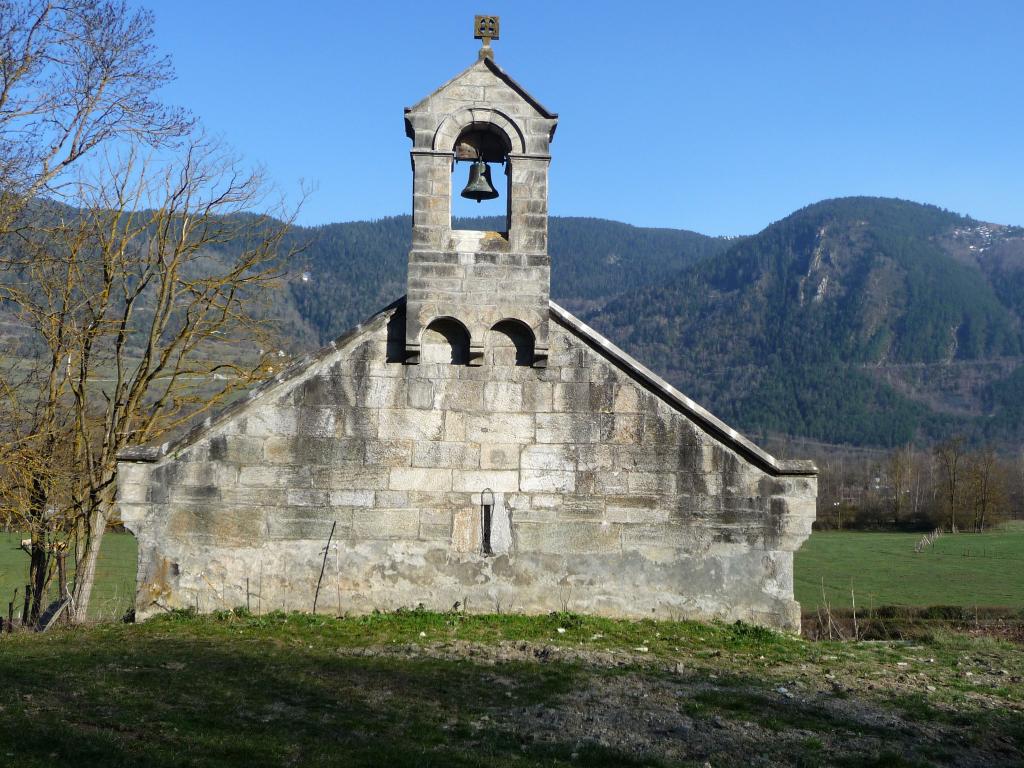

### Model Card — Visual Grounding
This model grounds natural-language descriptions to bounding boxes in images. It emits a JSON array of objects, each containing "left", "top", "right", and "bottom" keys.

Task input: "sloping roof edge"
[
  {"left": 549, "top": 301, "right": 818, "bottom": 477},
  {"left": 404, "top": 57, "right": 557, "bottom": 119}
]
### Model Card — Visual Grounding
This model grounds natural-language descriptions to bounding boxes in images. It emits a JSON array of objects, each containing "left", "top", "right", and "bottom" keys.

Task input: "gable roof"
[
  {"left": 405, "top": 56, "right": 557, "bottom": 120},
  {"left": 119, "top": 298, "right": 816, "bottom": 478}
]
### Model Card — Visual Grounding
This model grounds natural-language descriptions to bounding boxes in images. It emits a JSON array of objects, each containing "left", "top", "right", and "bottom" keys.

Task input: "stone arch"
[
  {"left": 433, "top": 107, "right": 526, "bottom": 155},
  {"left": 420, "top": 316, "right": 471, "bottom": 365},
  {"left": 487, "top": 318, "right": 535, "bottom": 366}
]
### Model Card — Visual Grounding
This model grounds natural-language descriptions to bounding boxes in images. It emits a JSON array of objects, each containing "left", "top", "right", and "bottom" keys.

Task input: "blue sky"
[{"left": 146, "top": 0, "right": 1023, "bottom": 235}]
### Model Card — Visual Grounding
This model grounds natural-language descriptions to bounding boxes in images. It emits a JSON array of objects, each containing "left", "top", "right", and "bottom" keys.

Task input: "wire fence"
[{"left": 0, "top": 531, "right": 137, "bottom": 628}]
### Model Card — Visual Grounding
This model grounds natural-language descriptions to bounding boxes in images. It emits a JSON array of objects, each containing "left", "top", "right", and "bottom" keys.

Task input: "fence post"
[
  {"left": 57, "top": 552, "right": 69, "bottom": 600},
  {"left": 21, "top": 584, "right": 30, "bottom": 626}
]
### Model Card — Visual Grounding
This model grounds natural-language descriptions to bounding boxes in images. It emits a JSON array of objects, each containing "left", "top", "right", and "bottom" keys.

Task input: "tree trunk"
[
  {"left": 28, "top": 538, "right": 50, "bottom": 623},
  {"left": 72, "top": 506, "right": 109, "bottom": 623}
]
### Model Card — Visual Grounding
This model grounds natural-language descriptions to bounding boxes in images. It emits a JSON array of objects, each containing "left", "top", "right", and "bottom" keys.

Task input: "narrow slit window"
[{"left": 481, "top": 488, "right": 495, "bottom": 556}]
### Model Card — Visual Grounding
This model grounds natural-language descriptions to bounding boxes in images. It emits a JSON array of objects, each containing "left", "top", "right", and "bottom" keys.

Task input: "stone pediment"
[
  {"left": 119, "top": 298, "right": 815, "bottom": 479},
  {"left": 405, "top": 56, "right": 557, "bottom": 123}
]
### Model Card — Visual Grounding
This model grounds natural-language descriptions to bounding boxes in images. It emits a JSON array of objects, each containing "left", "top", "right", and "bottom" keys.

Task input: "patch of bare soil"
[{"left": 344, "top": 640, "right": 1024, "bottom": 766}]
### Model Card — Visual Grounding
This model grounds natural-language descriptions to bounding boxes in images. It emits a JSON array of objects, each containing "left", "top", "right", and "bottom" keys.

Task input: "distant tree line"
[{"left": 814, "top": 437, "right": 1022, "bottom": 532}]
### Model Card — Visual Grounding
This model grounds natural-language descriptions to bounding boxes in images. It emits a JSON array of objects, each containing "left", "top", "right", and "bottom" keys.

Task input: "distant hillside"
[
  {"left": 8, "top": 197, "right": 1024, "bottom": 449},
  {"left": 587, "top": 197, "right": 1024, "bottom": 447},
  {"left": 286, "top": 216, "right": 732, "bottom": 344}
]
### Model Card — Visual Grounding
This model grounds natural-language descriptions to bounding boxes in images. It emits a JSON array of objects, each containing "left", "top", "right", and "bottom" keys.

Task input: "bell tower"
[{"left": 403, "top": 16, "right": 558, "bottom": 366}]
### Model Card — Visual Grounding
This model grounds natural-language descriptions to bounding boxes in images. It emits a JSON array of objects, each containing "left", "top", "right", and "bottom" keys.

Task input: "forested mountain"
[
  {"left": 285, "top": 216, "right": 732, "bottom": 343},
  {"left": 7, "top": 198, "right": 1024, "bottom": 449},
  {"left": 586, "top": 197, "right": 1024, "bottom": 447}
]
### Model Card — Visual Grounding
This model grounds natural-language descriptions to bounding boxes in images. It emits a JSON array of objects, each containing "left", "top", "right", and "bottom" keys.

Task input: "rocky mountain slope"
[{"left": 586, "top": 197, "right": 1024, "bottom": 446}]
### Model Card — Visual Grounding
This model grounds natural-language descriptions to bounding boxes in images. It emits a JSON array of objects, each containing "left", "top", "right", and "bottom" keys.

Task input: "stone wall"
[{"left": 118, "top": 302, "right": 816, "bottom": 630}]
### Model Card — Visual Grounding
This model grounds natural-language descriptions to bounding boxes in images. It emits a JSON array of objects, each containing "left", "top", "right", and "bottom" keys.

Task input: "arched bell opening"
[
  {"left": 451, "top": 126, "right": 511, "bottom": 231},
  {"left": 487, "top": 319, "right": 535, "bottom": 367},
  {"left": 421, "top": 317, "right": 472, "bottom": 365}
]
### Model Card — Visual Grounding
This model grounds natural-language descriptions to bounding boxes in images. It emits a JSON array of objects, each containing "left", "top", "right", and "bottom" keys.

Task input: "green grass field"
[
  {"left": 795, "top": 523, "right": 1024, "bottom": 611},
  {"left": 0, "top": 532, "right": 137, "bottom": 621},
  {"left": 0, "top": 610, "right": 1020, "bottom": 766}
]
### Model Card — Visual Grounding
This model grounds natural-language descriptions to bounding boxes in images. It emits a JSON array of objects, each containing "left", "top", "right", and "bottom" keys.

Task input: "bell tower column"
[{"left": 402, "top": 16, "right": 558, "bottom": 367}]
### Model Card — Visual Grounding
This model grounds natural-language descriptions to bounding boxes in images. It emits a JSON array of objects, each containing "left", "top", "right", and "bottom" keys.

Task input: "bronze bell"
[{"left": 460, "top": 158, "right": 499, "bottom": 203}]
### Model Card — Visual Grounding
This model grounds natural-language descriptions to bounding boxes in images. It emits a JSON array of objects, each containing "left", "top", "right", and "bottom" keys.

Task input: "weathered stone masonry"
[{"left": 116, "top": 38, "right": 817, "bottom": 631}]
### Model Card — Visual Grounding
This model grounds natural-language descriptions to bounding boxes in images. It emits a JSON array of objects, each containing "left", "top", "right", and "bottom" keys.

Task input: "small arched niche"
[
  {"left": 487, "top": 319, "right": 535, "bottom": 367},
  {"left": 451, "top": 125, "right": 511, "bottom": 231},
  {"left": 421, "top": 317, "right": 471, "bottom": 365}
]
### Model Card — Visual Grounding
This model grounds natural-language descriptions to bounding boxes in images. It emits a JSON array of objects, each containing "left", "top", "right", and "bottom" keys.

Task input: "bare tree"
[
  {"left": 964, "top": 447, "right": 1006, "bottom": 532},
  {"left": 0, "top": 0, "right": 192, "bottom": 621},
  {"left": 0, "top": 1, "right": 302, "bottom": 621},
  {"left": 0, "top": 0, "right": 191, "bottom": 235},
  {"left": 934, "top": 436, "right": 965, "bottom": 532},
  {"left": 1, "top": 143, "right": 300, "bottom": 620},
  {"left": 887, "top": 445, "right": 912, "bottom": 526}
]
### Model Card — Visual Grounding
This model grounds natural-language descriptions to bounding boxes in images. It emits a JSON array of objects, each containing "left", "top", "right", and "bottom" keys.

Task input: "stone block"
[
  {"left": 609, "top": 414, "right": 642, "bottom": 444},
  {"left": 376, "top": 493, "right": 407, "bottom": 512},
  {"left": 329, "top": 489, "right": 375, "bottom": 508},
  {"left": 627, "top": 472, "right": 677, "bottom": 495},
  {"left": 419, "top": 509, "right": 452, "bottom": 541},
  {"left": 465, "top": 413, "right": 534, "bottom": 444},
  {"left": 237, "top": 466, "right": 310, "bottom": 488},
  {"left": 208, "top": 434, "right": 264, "bottom": 463},
  {"left": 168, "top": 483, "right": 225, "bottom": 507},
  {"left": 535, "top": 413, "right": 607, "bottom": 444},
  {"left": 605, "top": 496, "right": 669, "bottom": 524},
  {"left": 434, "top": 380, "right": 484, "bottom": 411},
  {"left": 352, "top": 510, "right": 420, "bottom": 540},
  {"left": 359, "top": 377, "right": 404, "bottom": 409},
  {"left": 480, "top": 444, "right": 520, "bottom": 470},
  {"left": 378, "top": 409, "right": 444, "bottom": 441},
  {"left": 611, "top": 384, "right": 642, "bottom": 414},
  {"left": 452, "top": 469, "right": 519, "bottom": 493},
  {"left": 443, "top": 411, "right": 467, "bottom": 442},
  {"left": 264, "top": 436, "right": 362, "bottom": 465},
  {"left": 621, "top": 522, "right": 693, "bottom": 551},
  {"left": 341, "top": 408, "right": 379, "bottom": 438},
  {"left": 576, "top": 469, "right": 628, "bottom": 495},
  {"left": 515, "top": 521, "right": 621, "bottom": 554},
  {"left": 242, "top": 406, "right": 298, "bottom": 437},
  {"left": 520, "top": 469, "right": 575, "bottom": 493},
  {"left": 451, "top": 507, "right": 481, "bottom": 553},
  {"left": 286, "top": 489, "right": 330, "bottom": 507},
  {"left": 409, "top": 490, "right": 451, "bottom": 507},
  {"left": 575, "top": 444, "right": 615, "bottom": 472},
  {"left": 483, "top": 381, "right": 523, "bottom": 412},
  {"left": 117, "top": 483, "right": 147, "bottom": 503},
  {"left": 521, "top": 381, "right": 553, "bottom": 412},
  {"left": 169, "top": 462, "right": 238, "bottom": 487},
  {"left": 220, "top": 487, "right": 288, "bottom": 506},
  {"left": 412, "top": 441, "right": 479, "bottom": 469},
  {"left": 406, "top": 378, "right": 435, "bottom": 409},
  {"left": 364, "top": 441, "right": 412, "bottom": 467},
  {"left": 520, "top": 444, "right": 575, "bottom": 472},
  {"left": 311, "top": 466, "right": 389, "bottom": 490},
  {"left": 117, "top": 463, "right": 150, "bottom": 486},
  {"left": 389, "top": 467, "right": 453, "bottom": 492},
  {"left": 296, "top": 408, "right": 338, "bottom": 437},
  {"left": 552, "top": 381, "right": 591, "bottom": 413}
]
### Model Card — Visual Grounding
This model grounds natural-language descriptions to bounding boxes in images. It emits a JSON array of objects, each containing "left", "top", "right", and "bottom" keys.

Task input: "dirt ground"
[{"left": 346, "top": 639, "right": 1024, "bottom": 767}]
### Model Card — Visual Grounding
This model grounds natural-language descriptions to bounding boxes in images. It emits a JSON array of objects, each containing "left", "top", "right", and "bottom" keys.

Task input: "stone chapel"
[{"left": 117, "top": 18, "right": 817, "bottom": 631}]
